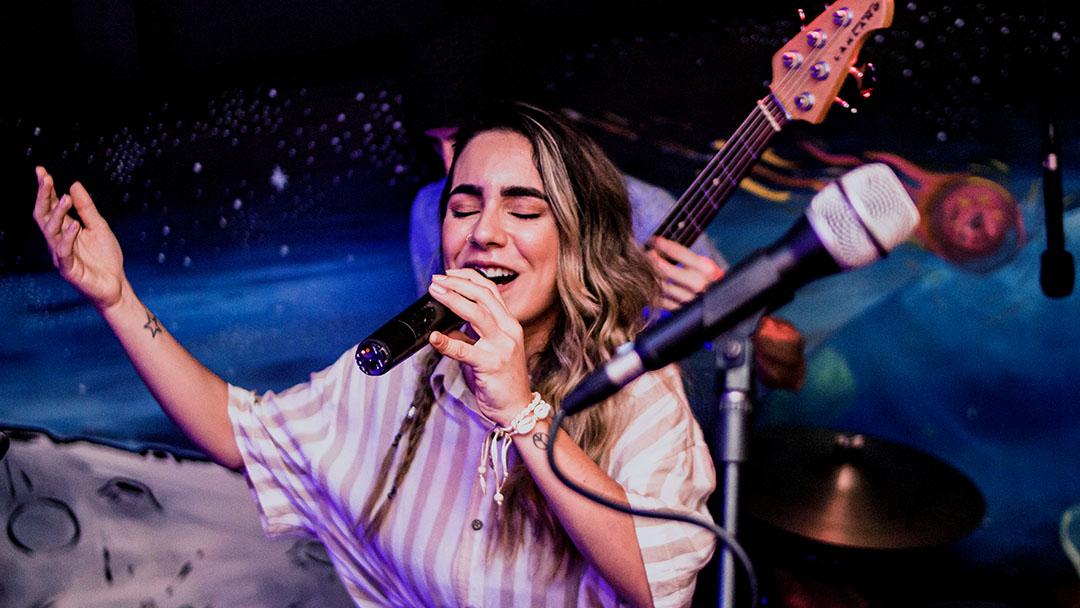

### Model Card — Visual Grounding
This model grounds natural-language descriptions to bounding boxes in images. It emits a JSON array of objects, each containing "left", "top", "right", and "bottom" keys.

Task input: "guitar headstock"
[{"left": 769, "top": 1, "right": 894, "bottom": 124}]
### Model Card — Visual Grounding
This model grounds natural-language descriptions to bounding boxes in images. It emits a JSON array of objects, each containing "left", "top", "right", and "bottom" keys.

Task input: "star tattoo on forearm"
[{"left": 143, "top": 309, "right": 162, "bottom": 338}]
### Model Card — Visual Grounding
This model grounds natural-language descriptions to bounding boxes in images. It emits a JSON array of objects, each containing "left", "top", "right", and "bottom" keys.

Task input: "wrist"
[
  {"left": 496, "top": 392, "right": 552, "bottom": 435},
  {"left": 478, "top": 391, "right": 553, "bottom": 507},
  {"left": 490, "top": 389, "right": 541, "bottom": 427},
  {"left": 95, "top": 277, "right": 135, "bottom": 318}
]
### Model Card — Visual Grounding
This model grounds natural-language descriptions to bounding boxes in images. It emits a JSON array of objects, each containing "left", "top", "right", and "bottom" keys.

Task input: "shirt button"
[{"left": 471, "top": 519, "right": 483, "bottom": 531}]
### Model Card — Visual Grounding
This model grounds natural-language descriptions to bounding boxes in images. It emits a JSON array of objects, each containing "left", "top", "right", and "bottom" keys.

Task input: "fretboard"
[{"left": 653, "top": 95, "right": 790, "bottom": 247}]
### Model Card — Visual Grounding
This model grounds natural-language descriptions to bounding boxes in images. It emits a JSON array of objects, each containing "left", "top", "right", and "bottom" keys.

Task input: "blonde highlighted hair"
[{"left": 360, "top": 102, "right": 663, "bottom": 572}]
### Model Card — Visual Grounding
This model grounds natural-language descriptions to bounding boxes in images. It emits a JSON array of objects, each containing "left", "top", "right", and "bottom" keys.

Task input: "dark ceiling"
[
  {"left": 6, "top": 1, "right": 1076, "bottom": 123},
  {"left": 2, "top": 1, "right": 1078, "bottom": 232}
]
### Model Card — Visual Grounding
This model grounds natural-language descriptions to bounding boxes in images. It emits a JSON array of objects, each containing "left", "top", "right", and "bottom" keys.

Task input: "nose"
[{"left": 469, "top": 206, "right": 507, "bottom": 248}]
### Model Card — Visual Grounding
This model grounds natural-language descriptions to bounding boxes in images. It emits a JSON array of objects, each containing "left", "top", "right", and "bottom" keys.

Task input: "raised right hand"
[{"left": 32, "top": 167, "right": 127, "bottom": 310}]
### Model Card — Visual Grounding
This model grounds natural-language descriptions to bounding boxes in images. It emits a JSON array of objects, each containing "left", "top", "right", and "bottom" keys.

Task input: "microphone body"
[
  {"left": 563, "top": 163, "right": 920, "bottom": 415},
  {"left": 355, "top": 294, "right": 461, "bottom": 375},
  {"left": 636, "top": 216, "right": 838, "bottom": 372}
]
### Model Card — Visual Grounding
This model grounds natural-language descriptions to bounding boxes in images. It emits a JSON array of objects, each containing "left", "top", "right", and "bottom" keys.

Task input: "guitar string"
[
  {"left": 683, "top": 15, "right": 856, "bottom": 240},
  {"left": 657, "top": 97, "right": 788, "bottom": 245},
  {"left": 654, "top": 103, "right": 775, "bottom": 244},
  {"left": 656, "top": 15, "right": 843, "bottom": 246},
  {"left": 663, "top": 12, "right": 847, "bottom": 244},
  {"left": 662, "top": 30, "right": 835, "bottom": 246},
  {"left": 655, "top": 103, "right": 775, "bottom": 243},
  {"left": 662, "top": 102, "right": 781, "bottom": 246}
]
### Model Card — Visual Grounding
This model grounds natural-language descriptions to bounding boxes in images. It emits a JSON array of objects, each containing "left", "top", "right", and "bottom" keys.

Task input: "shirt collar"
[{"left": 427, "top": 348, "right": 487, "bottom": 421}]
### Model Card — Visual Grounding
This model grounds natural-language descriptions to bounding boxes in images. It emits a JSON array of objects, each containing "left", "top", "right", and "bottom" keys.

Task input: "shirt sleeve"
[
  {"left": 605, "top": 364, "right": 718, "bottom": 608},
  {"left": 226, "top": 349, "right": 356, "bottom": 539}
]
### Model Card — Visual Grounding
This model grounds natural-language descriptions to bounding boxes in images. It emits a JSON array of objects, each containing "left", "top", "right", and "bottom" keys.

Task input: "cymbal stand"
[{"left": 712, "top": 309, "right": 764, "bottom": 608}]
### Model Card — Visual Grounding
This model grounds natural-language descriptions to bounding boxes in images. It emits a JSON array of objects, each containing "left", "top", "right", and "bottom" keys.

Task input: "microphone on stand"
[
  {"left": 1039, "top": 105, "right": 1074, "bottom": 298},
  {"left": 562, "top": 162, "right": 920, "bottom": 415}
]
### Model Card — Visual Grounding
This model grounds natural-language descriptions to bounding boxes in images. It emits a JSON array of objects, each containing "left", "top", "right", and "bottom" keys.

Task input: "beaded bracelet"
[{"left": 477, "top": 392, "right": 553, "bottom": 507}]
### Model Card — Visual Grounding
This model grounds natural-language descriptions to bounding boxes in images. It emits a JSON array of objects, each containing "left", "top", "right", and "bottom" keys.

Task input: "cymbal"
[{"left": 742, "top": 426, "right": 984, "bottom": 550}]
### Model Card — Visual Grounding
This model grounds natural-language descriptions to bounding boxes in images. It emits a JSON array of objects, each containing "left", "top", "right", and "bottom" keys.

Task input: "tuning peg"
[
  {"left": 834, "top": 96, "right": 858, "bottom": 114},
  {"left": 849, "top": 62, "right": 878, "bottom": 97},
  {"left": 833, "top": 7, "right": 855, "bottom": 27}
]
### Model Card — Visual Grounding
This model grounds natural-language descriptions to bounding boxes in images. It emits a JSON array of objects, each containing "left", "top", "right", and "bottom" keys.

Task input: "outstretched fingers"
[
  {"left": 43, "top": 193, "right": 77, "bottom": 246},
  {"left": 55, "top": 217, "right": 82, "bottom": 274},
  {"left": 69, "top": 181, "right": 106, "bottom": 229},
  {"left": 33, "top": 167, "right": 61, "bottom": 230}
]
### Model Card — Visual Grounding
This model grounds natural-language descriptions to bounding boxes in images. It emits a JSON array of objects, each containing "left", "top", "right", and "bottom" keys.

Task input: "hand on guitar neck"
[{"left": 647, "top": 236, "right": 807, "bottom": 391}]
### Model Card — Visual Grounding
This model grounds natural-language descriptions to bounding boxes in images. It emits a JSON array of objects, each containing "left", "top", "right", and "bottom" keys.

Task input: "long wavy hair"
[{"left": 360, "top": 102, "right": 663, "bottom": 571}]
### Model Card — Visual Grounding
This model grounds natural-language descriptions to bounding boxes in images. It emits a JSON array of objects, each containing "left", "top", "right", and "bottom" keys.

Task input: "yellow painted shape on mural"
[
  {"left": 740, "top": 178, "right": 791, "bottom": 202},
  {"left": 711, "top": 139, "right": 798, "bottom": 169}
]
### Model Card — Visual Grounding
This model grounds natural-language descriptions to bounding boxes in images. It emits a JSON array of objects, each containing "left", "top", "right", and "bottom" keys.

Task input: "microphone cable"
[{"left": 544, "top": 408, "right": 761, "bottom": 608}]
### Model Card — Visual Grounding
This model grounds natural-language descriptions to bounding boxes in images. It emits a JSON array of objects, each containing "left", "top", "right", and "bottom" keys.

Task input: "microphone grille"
[{"left": 807, "top": 163, "right": 920, "bottom": 268}]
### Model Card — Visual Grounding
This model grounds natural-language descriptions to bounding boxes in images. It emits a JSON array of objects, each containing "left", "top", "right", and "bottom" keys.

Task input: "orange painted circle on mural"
[{"left": 920, "top": 175, "right": 1025, "bottom": 269}]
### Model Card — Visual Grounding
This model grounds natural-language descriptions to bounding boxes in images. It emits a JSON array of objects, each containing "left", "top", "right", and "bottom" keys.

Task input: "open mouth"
[{"left": 469, "top": 265, "right": 519, "bottom": 286}]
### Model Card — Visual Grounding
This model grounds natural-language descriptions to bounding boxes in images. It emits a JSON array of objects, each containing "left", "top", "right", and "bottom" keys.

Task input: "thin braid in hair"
[{"left": 358, "top": 350, "right": 443, "bottom": 537}]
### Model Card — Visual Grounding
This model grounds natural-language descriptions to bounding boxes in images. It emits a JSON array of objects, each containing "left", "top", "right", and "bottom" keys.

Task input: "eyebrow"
[
  {"left": 448, "top": 183, "right": 482, "bottom": 197},
  {"left": 503, "top": 185, "right": 548, "bottom": 201},
  {"left": 448, "top": 183, "right": 548, "bottom": 201}
]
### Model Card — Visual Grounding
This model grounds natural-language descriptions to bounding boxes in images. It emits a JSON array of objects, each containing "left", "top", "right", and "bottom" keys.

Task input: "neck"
[{"left": 522, "top": 314, "right": 557, "bottom": 363}]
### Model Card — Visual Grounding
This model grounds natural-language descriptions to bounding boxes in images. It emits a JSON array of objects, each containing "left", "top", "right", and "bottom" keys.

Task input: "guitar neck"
[{"left": 653, "top": 95, "right": 790, "bottom": 248}]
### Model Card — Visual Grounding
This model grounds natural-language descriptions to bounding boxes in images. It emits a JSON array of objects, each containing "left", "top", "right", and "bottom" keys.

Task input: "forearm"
[
  {"left": 98, "top": 280, "right": 240, "bottom": 468},
  {"left": 513, "top": 420, "right": 654, "bottom": 608}
]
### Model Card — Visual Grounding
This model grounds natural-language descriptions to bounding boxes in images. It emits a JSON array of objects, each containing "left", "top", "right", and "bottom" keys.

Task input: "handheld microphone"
[
  {"left": 355, "top": 269, "right": 486, "bottom": 375},
  {"left": 355, "top": 294, "right": 461, "bottom": 375},
  {"left": 562, "top": 163, "right": 920, "bottom": 415}
]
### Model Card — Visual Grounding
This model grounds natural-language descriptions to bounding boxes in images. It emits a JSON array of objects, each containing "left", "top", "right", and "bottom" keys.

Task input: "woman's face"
[{"left": 442, "top": 129, "right": 561, "bottom": 338}]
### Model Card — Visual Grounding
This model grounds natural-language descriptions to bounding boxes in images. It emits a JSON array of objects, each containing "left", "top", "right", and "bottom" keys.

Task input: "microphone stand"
[{"left": 712, "top": 308, "right": 765, "bottom": 608}]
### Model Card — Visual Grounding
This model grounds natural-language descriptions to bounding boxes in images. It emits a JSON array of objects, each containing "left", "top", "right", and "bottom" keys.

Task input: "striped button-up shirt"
[{"left": 228, "top": 346, "right": 716, "bottom": 607}]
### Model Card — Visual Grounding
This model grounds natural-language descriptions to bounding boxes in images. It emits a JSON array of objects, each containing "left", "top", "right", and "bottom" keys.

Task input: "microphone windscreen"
[{"left": 807, "top": 163, "right": 920, "bottom": 269}]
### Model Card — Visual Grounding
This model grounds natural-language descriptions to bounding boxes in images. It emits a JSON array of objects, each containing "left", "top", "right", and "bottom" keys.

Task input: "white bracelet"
[{"left": 477, "top": 392, "right": 553, "bottom": 507}]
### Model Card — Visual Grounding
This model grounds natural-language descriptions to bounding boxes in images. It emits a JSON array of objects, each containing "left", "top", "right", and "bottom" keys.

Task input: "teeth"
[
  {"left": 471, "top": 266, "right": 518, "bottom": 284},
  {"left": 479, "top": 267, "right": 515, "bottom": 279}
]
